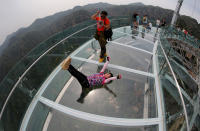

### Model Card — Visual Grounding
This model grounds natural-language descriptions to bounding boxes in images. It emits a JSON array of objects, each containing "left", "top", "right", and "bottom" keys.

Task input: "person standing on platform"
[
  {"left": 156, "top": 19, "right": 160, "bottom": 32},
  {"left": 161, "top": 18, "right": 166, "bottom": 27},
  {"left": 91, "top": 11, "right": 110, "bottom": 63},
  {"left": 142, "top": 15, "right": 148, "bottom": 27},
  {"left": 132, "top": 13, "right": 139, "bottom": 38}
]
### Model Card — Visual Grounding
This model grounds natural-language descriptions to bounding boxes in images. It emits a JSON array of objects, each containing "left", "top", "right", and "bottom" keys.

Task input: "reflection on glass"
[{"left": 77, "top": 84, "right": 117, "bottom": 104}]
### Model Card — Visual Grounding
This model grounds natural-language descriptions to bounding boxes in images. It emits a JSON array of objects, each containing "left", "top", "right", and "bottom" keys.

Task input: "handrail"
[
  {"left": 158, "top": 41, "right": 189, "bottom": 131},
  {"left": 0, "top": 18, "right": 129, "bottom": 120}
]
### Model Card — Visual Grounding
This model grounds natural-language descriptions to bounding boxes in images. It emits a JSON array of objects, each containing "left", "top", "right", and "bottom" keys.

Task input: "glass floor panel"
[
  {"left": 92, "top": 44, "right": 153, "bottom": 73},
  {"left": 114, "top": 26, "right": 158, "bottom": 35},
  {"left": 75, "top": 41, "right": 153, "bottom": 73},
  {"left": 53, "top": 59, "right": 157, "bottom": 119},
  {"left": 113, "top": 35, "right": 154, "bottom": 52},
  {"left": 114, "top": 34, "right": 135, "bottom": 43},
  {"left": 114, "top": 26, "right": 157, "bottom": 43},
  {"left": 46, "top": 109, "right": 159, "bottom": 131}
]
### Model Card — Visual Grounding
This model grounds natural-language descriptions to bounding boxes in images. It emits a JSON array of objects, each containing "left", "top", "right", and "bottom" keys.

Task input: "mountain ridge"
[{"left": 0, "top": 2, "right": 199, "bottom": 83}]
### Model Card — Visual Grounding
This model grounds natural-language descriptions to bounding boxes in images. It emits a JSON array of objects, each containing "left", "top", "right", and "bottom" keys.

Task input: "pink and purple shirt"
[
  {"left": 87, "top": 72, "right": 105, "bottom": 87},
  {"left": 87, "top": 61, "right": 117, "bottom": 87}
]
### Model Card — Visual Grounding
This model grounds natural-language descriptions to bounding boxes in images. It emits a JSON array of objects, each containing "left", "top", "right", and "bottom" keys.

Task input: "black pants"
[
  {"left": 94, "top": 31, "right": 107, "bottom": 58},
  {"left": 68, "top": 65, "right": 90, "bottom": 88},
  {"left": 68, "top": 65, "right": 91, "bottom": 103}
]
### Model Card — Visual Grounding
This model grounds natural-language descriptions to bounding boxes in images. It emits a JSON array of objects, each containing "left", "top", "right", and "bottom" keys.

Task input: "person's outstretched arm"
[
  {"left": 104, "top": 74, "right": 122, "bottom": 84},
  {"left": 91, "top": 11, "right": 100, "bottom": 20},
  {"left": 100, "top": 57, "right": 110, "bottom": 73}
]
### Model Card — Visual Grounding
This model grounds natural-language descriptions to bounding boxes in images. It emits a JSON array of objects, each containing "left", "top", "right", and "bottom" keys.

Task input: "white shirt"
[
  {"left": 156, "top": 20, "right": 160, "bottom": 26},
  {"left": 149, "top": 23, "right": 152, "bottom": 28}
]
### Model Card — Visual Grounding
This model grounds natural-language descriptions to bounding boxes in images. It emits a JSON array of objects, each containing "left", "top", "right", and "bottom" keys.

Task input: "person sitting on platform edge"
[
  {"left": 61, "top": 56, "right": 122, "bottom": 103},
  {"left": 91, "top": 10, "right": 110, "bottom": 63}
]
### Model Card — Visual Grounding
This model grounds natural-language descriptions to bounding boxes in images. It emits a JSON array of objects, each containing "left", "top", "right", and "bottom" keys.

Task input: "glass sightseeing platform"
[
  {"left": 22, "top": 26, "right": 161, "bottom": 131},
  {"left": 0, "top": 18, "right": 199, "bottom": 131}
]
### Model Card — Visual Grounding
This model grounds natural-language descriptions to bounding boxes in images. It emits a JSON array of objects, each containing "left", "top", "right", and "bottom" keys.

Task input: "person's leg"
[
  {"left": 68, "top": 65, "right": 89, "bottom": 87},
  {"left": 94, "top": 30, "right": 99, "bottom": 40},
  {"left": 62, "top": 58, "right": 90, "bottom": 88},
  {"left": 94, "top": 31, "right": 106, "bottom": 59},
  {"left": 99, "top": 32, "right": 107, "bottom": 58},
  {"left": 100, "top": 44, "right": 106, "bottom": 58},
  {"left": 77, "top": 87, "right": 91, "bottom": 103}
]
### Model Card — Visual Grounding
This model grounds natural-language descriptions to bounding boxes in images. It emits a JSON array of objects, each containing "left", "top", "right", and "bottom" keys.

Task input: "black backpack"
[{"left": 104, "top": 27, "right": 113, "bottom": 41}]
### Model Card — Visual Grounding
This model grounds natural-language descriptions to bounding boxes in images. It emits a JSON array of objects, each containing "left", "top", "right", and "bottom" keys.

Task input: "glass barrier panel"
[
  {"left": 114, "top": 26, "right": 157, "bottom": 43},
  {"left": 26, "top": 102, "right": 50, "bottom": 131},
  {"left": 0, "top": 20, "right": 96, "bottom": 111},
  {"left": 159, "top": 34, "right": 199, "bottom": 130},
  {"left": 0, "top": 21, "right": 97, "bottom": 131},
  {"left": 75, "top": 40, "right": 153, "bottom": 73},
  {"left": 41, "top": 27, "right": 98, "bottom": 101},
  {"left": 156, "top": 44, "right": 187, "bottom": 130},
  {"left": 112, "top": 29, "right": 154, "bottom": 53}
]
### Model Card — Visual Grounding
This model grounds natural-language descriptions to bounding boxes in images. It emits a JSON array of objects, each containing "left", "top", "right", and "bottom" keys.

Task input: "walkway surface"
[{"left": 40, "top": 26, "right": 162, "bottom": 131}]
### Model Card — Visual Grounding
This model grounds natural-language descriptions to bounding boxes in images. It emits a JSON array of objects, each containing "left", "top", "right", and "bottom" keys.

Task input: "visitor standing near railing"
[
  {"left": 183, "top": 29, "right": 188, "bottom": 39},
  {"left": 131, "top": 13, "right": 140, "bottom": 39},
  {"left": 142, "top": 15, "right": 148, "bottom": 27},
  {"left": 161, "top": 18, "right": 166, "bottom": 27},
  {"left": 156, "top": 19, "right": 160, "bottom": 32},
  {"left": 146, "top": 22, "right": 152, "bottom": 33},
  {"left": 132, "top": 13, "right": 140, "bottom": 29},
  {"left": 141, "top": 15, "right": 148, "bottom": 38},
  {"left": 91, "top": 11, "right": 110, "bottom": 63}
]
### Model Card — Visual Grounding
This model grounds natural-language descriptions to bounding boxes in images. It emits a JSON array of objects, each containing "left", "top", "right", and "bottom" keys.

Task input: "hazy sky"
[{"left": 0, "top": 0, "right": 199, "bottom": 45}]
